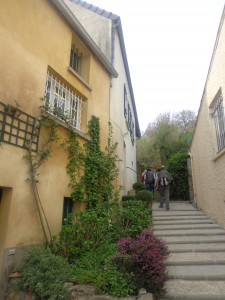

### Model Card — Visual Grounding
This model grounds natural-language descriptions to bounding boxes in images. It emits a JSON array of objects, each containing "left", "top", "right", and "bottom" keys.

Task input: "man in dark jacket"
[
  {"left": 145, "top": 168, "right": 155, "bottom": 195},
  {"left": 156, "top": 165, "right": 173, "bottom": 210}
]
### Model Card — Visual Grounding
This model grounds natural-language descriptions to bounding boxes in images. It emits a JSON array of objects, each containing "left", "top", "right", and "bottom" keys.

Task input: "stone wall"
[{"left": 6, "top": 280, "right": 154, "bottom": 300}]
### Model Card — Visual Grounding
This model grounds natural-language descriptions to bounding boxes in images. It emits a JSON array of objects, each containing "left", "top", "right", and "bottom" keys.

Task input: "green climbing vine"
[
  {"left": 2, "top": 99, "right": 120, "bottom": 239},
  {"left": 66, "top": 116, "right": 119, "bottom": 208}
]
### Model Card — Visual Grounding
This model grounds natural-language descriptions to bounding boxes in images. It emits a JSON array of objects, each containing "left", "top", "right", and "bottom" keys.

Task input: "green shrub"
[
  {"left": 132, "top": 182, "right": 146, "bottom": 193},
  {"left": 72, "top": 242, "right": 134, "bottom": 297},
  {"left": 122, "top": 195, "right": 136, "bottom": 202},
  {"left": 51, "top": 201, "right": 152, "bottom": 297},
  {"left": 52, "top": 201, "right": 152, "bottom": 260},
  {"left": 113, "top": 200, "right": 152, "bottom": 239},
  {"left": 17, "top": 246, "right": 75, "bottom": 300},
  {"left": 167, "top": 151, "right": 190, "bottom": 200},
  {"left": 136, "top": 190, "right": 153, "bottom": 204}
]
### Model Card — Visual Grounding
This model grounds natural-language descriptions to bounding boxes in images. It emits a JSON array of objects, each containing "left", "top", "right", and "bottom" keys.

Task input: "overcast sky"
[{"left": 87, "top": 0, "right": 224, "bottom": 132}]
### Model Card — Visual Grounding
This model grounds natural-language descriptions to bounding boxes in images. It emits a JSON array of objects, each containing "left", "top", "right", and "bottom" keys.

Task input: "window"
[
  {"left": 69, "top": 37, "right": 90, "bottom": 83},
  {"left": 44, "top": 71, "right": 84, "bottom": 130},
  {"left": 124, "top": 84, "right": 128, "bottom": 118},
  {"left": 212, "top": 90, "right": 225, "bottom": 152},
  {"left": 70, "top": 45, "right": 82, "bottom": 74},
  {"left": 124, "top": 84, "right": 135, "bottom": 145},
  {"left": 62, "top": 197, "right": 73, "bottom": 224}
]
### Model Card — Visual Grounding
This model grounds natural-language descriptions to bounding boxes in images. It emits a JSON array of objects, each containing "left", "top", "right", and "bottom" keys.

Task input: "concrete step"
[
  {"left": 167, "top": 265, "right": 225, "bottom": 280},
  {"left": 153, "top": 215, "right": 210, "bottom": 221},
  {"left": 153, "top": 211, "right": 204, "bottom": 217},
  {"left": 153, "top": 219, "right": 215, "bottom": 225},
  {"left": 157, "top": 279, "right": 225, "bottom": 300},
  {"left": 153, "top": 223, "right": 220, "bottom": 230},
  {"left": 168, "top": 242, "right": 225, "bottom": 253},
  {"left": 161, "top": 235, "right": 225, "bottom": 244},
  {"left": 154, "top": 228, "right": 225, "bottom": 236},
  {"left": 166, "top": 252, "right": 225, "bottom": 265}
]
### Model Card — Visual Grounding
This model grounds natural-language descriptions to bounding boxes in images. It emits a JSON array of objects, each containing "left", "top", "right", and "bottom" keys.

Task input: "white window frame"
[{"left": 44, "top": 72, "right": 83, "bottom": 130}]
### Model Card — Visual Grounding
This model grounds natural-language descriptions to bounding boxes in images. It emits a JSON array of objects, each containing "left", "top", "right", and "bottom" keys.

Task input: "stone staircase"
[{"left": 152, "top": 201, "right": 225, "bottom": 300}]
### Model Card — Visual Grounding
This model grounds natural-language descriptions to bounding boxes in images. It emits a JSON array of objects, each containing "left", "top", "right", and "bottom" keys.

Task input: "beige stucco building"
[
  {"left": 0, "top": 0, "right": 140, "bottom": 296},
  {"left": 190, "top": 6, "right": 225, "bottom": 228},
  {"left": 63, "top": 0, "right": 141, "bottom": 195}
]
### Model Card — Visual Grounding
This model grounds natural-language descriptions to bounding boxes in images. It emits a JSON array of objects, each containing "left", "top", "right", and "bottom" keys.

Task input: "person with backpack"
[
  {"left": 145, "top": 168, "right": 155, "bottom": 195},
  {"left": 156, "top": 165, "right": 173, "bottom": 210}
]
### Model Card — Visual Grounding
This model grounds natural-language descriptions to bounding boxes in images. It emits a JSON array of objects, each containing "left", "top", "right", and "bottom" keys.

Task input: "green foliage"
[
  {"left": 17, "top": 247, "right": 74, "bottom": 300},
  {"left": 132, "top": 182, "right": 146, "bottom": 193},
  {"left": 66, "top": 116, "right": 119, "bottom": 207},
  {"left": 122, "top": 195, "right": 136, "bottom": 202},
  {"left": 167, "top": 151, "right": 190, "bottom": 200},
  {"left": 138, "top": 110, "right": 196, "bottom": 168},
  {"left": 72, "top": 243, "right": 135, "bottom": 297},
  {"left": 136, "top": 190, "right": 153, "bottom": 204},
  {"left": 52, "top": 201, "right": 152, "bottom": 260},
  {"left": 116, "top": 200, "right": 152, "bottom": 238}
]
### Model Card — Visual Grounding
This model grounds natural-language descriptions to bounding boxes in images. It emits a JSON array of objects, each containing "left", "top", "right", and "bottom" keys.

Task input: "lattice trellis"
[{"left": 0, "top": 102, "right": 39, "bottom": 152}]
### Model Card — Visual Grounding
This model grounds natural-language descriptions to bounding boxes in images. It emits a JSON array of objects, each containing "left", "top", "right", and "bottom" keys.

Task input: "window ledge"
[
  {"left": 43, "top": 111, "right": 90, "bottom": 142},
  {"left": 213, "top": 147, "right": 225, "bottom": 162},
  {"left": 68, "top": 66, "right": 92, "bottom": 91}
]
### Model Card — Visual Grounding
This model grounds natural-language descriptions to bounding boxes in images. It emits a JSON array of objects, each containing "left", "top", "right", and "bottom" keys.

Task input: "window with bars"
[
  {"left": 70, "top": 45, "right": 82, "bottom": 74},
  {"left": 44, "top": 72, "right": 84, "bottom": 130},
  {"left": 212, "top": 91, "right": 225, "bottom": 152}
]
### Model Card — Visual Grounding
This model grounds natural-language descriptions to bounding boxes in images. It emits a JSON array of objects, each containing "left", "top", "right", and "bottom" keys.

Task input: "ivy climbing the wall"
[{"left": 66, "top": 116, "right": 119, "bottom": 208}]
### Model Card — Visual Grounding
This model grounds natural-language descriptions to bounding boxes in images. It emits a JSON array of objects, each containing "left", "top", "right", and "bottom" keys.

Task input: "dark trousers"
[
  {"left": 146, "top": 182, "right": 154, "bottom": 195},
  {"left": 159, "top": 185, "right": 170, "bottom": 209}
]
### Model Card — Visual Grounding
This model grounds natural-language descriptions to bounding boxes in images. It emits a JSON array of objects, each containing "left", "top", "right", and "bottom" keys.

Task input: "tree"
[
  {"left": 137, "top": 110, "right": 196, "bottom": 167},
  {"left": 173, "top": 110, "right": 196, "bottom": 133}
]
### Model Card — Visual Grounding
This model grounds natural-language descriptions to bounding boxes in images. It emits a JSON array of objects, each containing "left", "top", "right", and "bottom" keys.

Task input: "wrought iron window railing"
[
  {"left": 212, "top": 93, "right": 225, "bottom": 152},
  {"left": 44, "top": 73, "right": 83, "bottom": 130}
]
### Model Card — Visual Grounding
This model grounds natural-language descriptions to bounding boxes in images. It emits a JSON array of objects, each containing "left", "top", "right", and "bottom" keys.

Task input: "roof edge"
[{"left": 48, "top": 0, "right": 118, "bottom": 78}]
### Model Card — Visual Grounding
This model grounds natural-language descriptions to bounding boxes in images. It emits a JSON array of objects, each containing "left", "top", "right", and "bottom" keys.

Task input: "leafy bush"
[
  {"left": 52, "top": 202, "right": 117, "bottom": 260},
  {"left": 114, "top": 229, "right": 170, "bottom": 296},
  {"left": 136, "top": 190, "right": 153, "bottom": 205},
  {"left": 132, "top": 182, "right": 146, "bottom": 193},
  {"left": 52, "top": 201, "right": 152, "bottom": 260},
  {"left": 72, "top": 242, "right": 135, "bottom": 297},
  {"left": 17, "top": 247, "right": 75, "bottom": 300},
  {"left": 167, "top": 151, "right": 190, "bottom": 200},
  {"left": 114, "top": 200, "right": 152, "bottom": 239},
  {"left": 122, "top": 195, "right": 136, "bottom": 202}
]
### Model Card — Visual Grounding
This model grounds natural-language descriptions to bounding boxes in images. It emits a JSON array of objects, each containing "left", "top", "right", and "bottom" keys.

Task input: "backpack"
[
  {"left": 160, "top": 177, "right": 168, "bottom": 186},
  {"left": 145, "top": 171, "right": 155, "bottom": 183}
]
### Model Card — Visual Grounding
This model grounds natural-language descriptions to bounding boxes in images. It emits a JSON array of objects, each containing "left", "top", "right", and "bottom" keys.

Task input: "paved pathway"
[{"left": 152, "top": 201, "right": 225, "bottom": 300}]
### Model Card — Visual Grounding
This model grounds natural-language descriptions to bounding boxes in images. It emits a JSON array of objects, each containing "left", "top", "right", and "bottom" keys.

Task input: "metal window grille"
[
  {"left": 70, "top": 45, "right": 82, "bottom": 74},
  {"left": 212, "top": 93, "right": 225, "bottom": 152},
  {"left": 124, "top": 85, "right": 128, "bottom": 118},
  {"left": 45, "top": 73, "right": 83, "bottom": 130},
  {"left": 0, "top": 102, "right": 39, "bottom": 151}
]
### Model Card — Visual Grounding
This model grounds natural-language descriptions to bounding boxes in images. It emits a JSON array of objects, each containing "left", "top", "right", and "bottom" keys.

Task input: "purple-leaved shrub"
[{"left": 116, "top": 229, "right": 170, "bottom": 296}]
